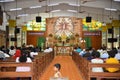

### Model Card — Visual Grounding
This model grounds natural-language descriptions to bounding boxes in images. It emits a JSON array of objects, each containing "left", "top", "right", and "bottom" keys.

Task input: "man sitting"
[{"left": 105, "top": 50, "right": 119, "bottom": 72}]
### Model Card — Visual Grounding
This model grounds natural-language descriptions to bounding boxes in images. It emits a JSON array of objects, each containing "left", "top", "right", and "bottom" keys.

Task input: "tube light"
[
  {"left": 10, "top": 8, "right": 22, "bottom": 11},
  {"left": 17, "top": 14, "right": 28, "bottom": 17},
  {"left": 30, "top": 6, "right": 41, "bottom": 9},
  {"left": 67, "top": 9, "right": 77, "bottom": 13},
  {"left": 0, "top": 0, "right": 14, "bottom": 2},
  {"left": 105, "top": 8, "right": 117, "bottom": 11},
  {"left": 69, "top": 3, "right": 80, "bottom": 6},
  {"left": 51, "top": 10, "right": 61, "bottom": 12},
  {"left": 114, "top": 0, "right": 120, "bottom": 2}
]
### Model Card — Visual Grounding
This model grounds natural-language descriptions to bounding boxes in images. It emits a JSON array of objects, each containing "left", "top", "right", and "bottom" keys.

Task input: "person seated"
[
  {"left": 9, "top": 46, "right": 16, "bottom": 56},
  {"left": 115, "top": 52, "right": 120, "bottom": 60},
  {"left": 0, "top": 50, "right": 5, "bottom": 60},
  {"left": 53, "top": 63, "right": 62, "bottom": 78},
  {"left": 79, "top": 49, "right": 86, "bottom": 56},
  {"left": 91, "top": 52, "right": 104, "bottom": 72},
  {"left": 44, "top": 47, "right": 51, "bottom": 52},
  {"left": 49, "top": 47, "right": 53, "bottom": 52},
  {"left": 16, "top": 51, "right": 32, "bottom": 72},
  {"left": 0, "top": 47, "right": 10, "bottom": 59},
  {"left": 30, "top": 48, "right": 38, "bottom": 58},
  {"left": 76, "top": 47, "right": 81, "bottom": 53},
  {"left": 105, "top": 50, "right": 119, "bottom": 72},
  {"left": 12, "top": 47, "right": 21, "bottom": 59},
  {"left": 83, "top": 49, "right": 92, "bottom": 60},
  {"left": 100, "top": 49, "right": 109, "bottom": 59},
  {"left": 117, "top": 47, "right": 120, "bottom": 53}
]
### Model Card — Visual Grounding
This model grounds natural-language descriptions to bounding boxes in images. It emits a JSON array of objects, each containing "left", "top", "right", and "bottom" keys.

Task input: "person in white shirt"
[
  {"left": 30, "top": 48, "right": 38, "bottom": 58},
  {"left": 91, "top": 52, "right": 104, "bottom": 72},
  {"left": 44, "top": 47, "right": 51, "bottom": 52},
  {"left": 49, "top": 47, "right": 53, "bottom": 52},
  {"left": 16, "top": 53, "right": 32, "bottom": 72},
  {"left": 115, "top": 52, "right": 120, "bottom": 60},
  {"left": 9, "top": 46, "right": 16, "bottom": 56}
]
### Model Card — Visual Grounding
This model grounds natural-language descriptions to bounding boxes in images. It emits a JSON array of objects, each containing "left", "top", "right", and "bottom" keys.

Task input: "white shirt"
[
  {"left": 115, "top": 53, "right": 120, "bottom": 60},
  {"left": 4, "top": 53, "right": 10, "bottom": 57},
  {"left": 49, "top": 48, "right": 53, "bottom": 52},
  {"left": 9, "top": 49, "right": 16, "bottom": 56},
  {"left": 30, "top": 52, "right": 38, "bottom": 57},
  {"left": 16, "top": 57, "right": 32, "bottom": 72},
  {"left": 44, "top": 49, "right": 50, "bottom": 52},
  {"left": 91, "top": 58, "right": 104, "bottom": 72}
]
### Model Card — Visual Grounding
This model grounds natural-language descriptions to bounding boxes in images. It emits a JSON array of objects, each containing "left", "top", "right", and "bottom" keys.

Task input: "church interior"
[{"left": 0, "top": 0, "right": 120, "bottom": 80}]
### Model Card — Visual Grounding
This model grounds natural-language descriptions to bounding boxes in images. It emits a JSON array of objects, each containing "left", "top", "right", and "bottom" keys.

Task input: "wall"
[{"left": 27, "top": 31, "right": 46, "bottom": 47}]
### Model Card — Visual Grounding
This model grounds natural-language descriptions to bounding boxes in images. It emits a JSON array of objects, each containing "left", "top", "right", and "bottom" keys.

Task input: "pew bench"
[
  {"left": 72, "top": 51, "right": 120, "bottom": 80},
  {"left": 89, "top": 63, "right": 120, "bottom": 80},
  {"left": 0, "top": 62, "right": 34, "bottom": 80}
]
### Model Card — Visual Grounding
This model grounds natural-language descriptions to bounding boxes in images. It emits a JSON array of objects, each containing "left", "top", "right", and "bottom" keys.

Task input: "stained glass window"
[
  {"left": 26, "top": 18, "right": 46, "bottom": 31},
  {"left": 82, "top": 19, "right": 102, "bottom": 31}
]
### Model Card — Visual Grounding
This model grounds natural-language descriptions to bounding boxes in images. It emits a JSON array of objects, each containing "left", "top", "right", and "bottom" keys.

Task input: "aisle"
[{"left": 39, "top": 56, "right": 83, "bottom": 80}]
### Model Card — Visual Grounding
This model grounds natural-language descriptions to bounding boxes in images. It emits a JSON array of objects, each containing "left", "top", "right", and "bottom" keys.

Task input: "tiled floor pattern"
[{"left": 39, "top": 56, "right": 83, "bottom": 80}]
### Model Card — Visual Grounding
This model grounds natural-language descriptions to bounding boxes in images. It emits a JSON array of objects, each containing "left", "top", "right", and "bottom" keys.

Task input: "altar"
[{"left": 54, "top": 46, "right": 73, "bottom": 56}]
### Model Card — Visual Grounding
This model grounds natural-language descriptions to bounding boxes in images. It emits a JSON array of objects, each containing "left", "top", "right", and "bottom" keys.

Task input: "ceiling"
[{"left": 0, "top": 0, "right": 120, "bottom": 25}]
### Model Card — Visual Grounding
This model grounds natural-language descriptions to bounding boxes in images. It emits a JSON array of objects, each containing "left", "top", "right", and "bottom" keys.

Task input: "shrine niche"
[{"left": 46, "top": 17, "right": 83, "bottom": 47}]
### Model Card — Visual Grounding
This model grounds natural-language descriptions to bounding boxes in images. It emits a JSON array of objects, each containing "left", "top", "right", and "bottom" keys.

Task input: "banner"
[
  {"left": 22, "top": 25, "right": 27, "bottom": 31},
  {"left": 112, "top": 20, "right": 120, "bottom": 27},
  {"left": 8, "top": 20, "right": 16, "bottom": 27}
]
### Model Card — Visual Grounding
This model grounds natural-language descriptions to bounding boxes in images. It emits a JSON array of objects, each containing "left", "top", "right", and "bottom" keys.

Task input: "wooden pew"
[
  {"left": 0, "top": 51, "right": 54, "bottom": 80},
  {"left": 72, "top": 51, "right": 120, "bottom": 80},
  {"left": 0, "top": 62, "right": 34, "bottom": 80}
]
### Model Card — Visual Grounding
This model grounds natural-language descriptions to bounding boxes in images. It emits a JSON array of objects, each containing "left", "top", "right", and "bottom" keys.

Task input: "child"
[{"left": 54, "top": 63, "right": 62, "bottom": 78}]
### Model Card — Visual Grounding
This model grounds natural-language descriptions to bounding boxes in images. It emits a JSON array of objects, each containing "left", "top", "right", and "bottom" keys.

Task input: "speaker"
[
  {"left": 108, "top": 38, "right": 117, "bottom": 43},
  {"left": 11, "top": 38, "right": 17, "bottom": 41},
  {"left": 36, "top": 16, "right": 41, "bottom": 22},
  {"left": 108, "top": 29, "right": 113, "bottom": 34},
  {"left": 86, "top": 16, "right": 92, "bottom": 22},
  {"left": 15, "top": 28, "right": 20, "bottom": 34}
]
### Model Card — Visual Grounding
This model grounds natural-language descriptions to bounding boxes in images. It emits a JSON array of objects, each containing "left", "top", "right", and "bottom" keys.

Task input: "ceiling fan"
[{"left": 81, "top": 0, "right": 96, "bottom": 4}]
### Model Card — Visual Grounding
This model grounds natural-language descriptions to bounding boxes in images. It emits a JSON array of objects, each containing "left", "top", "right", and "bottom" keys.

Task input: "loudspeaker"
[
  {"left": 108, "top": 29, "right": 113, "bottom": 34},
  {"left": 36, "top": 16, "right": 41, "bottom": 22},
  {"left": 15, "top": 28, "right": 20, "bottom": 34},
  {"left": 108, "top": 38, "right": 117, "bottom": 43},
  {"left": 86, "top": 16, "right": 92, "bottom": 22},
  {"left": 11, "top": 38, "right": 17, "bottom": 41}
]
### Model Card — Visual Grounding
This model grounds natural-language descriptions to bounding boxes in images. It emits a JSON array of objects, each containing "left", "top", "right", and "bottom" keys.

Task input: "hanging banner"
[
  {"left": 112, "top": 20, "right": 120, "bottom": 27},
  {"left": 106, "top": 23, "right": 112, "bottom": 29},
  {"left": 102, "top": 26, "right": 107, "bottom": 32},
  {"left": 8, "top": 20, "right": 16, "bottom": 28},
  {"left": 22, "top": 25, "right": 27, "bottom": 31}
]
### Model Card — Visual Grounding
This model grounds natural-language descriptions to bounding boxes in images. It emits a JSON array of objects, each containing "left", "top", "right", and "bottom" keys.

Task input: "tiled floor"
[{"left": 39, "top": 56, "right": 83, "bottom": 80}]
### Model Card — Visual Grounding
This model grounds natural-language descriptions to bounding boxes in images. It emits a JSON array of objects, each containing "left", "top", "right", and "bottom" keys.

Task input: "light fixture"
[
  {"left": 48, "top": 3, "right": 59, "bottom": 6},
  {"left": 51, "top": 9, "right": 61, "bottom": 12},
  {"left": 105, "top": 8, "right": 117, "bottom": 11},
  {"left": 67, "top": 9, "right": 77, "bottom": 13},
  {"left": 114, "top": 0, "right": 120, "bottom": 2},
  {"left": 69, "top": 3, "right": 80, "bottom": 6},
  {"left": 0, "top": 0, "right": 14, "bottom": 2},
  {"left": 10, "top": 8, "right": 22, "bottom": 11},
  {"left": 30, "top": 6, "right": 42, "bottom": 9},
  {"left": 17, "top": 14, "right": 28, "bottom": 17}
]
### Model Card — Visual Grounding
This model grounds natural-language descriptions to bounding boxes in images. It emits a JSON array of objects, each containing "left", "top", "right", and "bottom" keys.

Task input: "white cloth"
[
  {"left": 49, "top": 48, "right": 53, "bottom": 52},
  {"left": 91, "top": 58, "right": 104, "bottom": 72},
  {"left": 9, "top": 49, "right": 16, "bottom": 56},
  {"left": 4, "top": 53, "right": 10, "bottom": 57},
  {"left": 30, "top": 52, "right": 38, "bottom": 57},
  {"left": 115, "top": 53, "right": 120, "bottom": 60},
  {"left": 16, "top": 57, "right": 32, "bottom": 72},
  {"left": 44, "top": 49, "right": 50, "bottom": 52}
]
